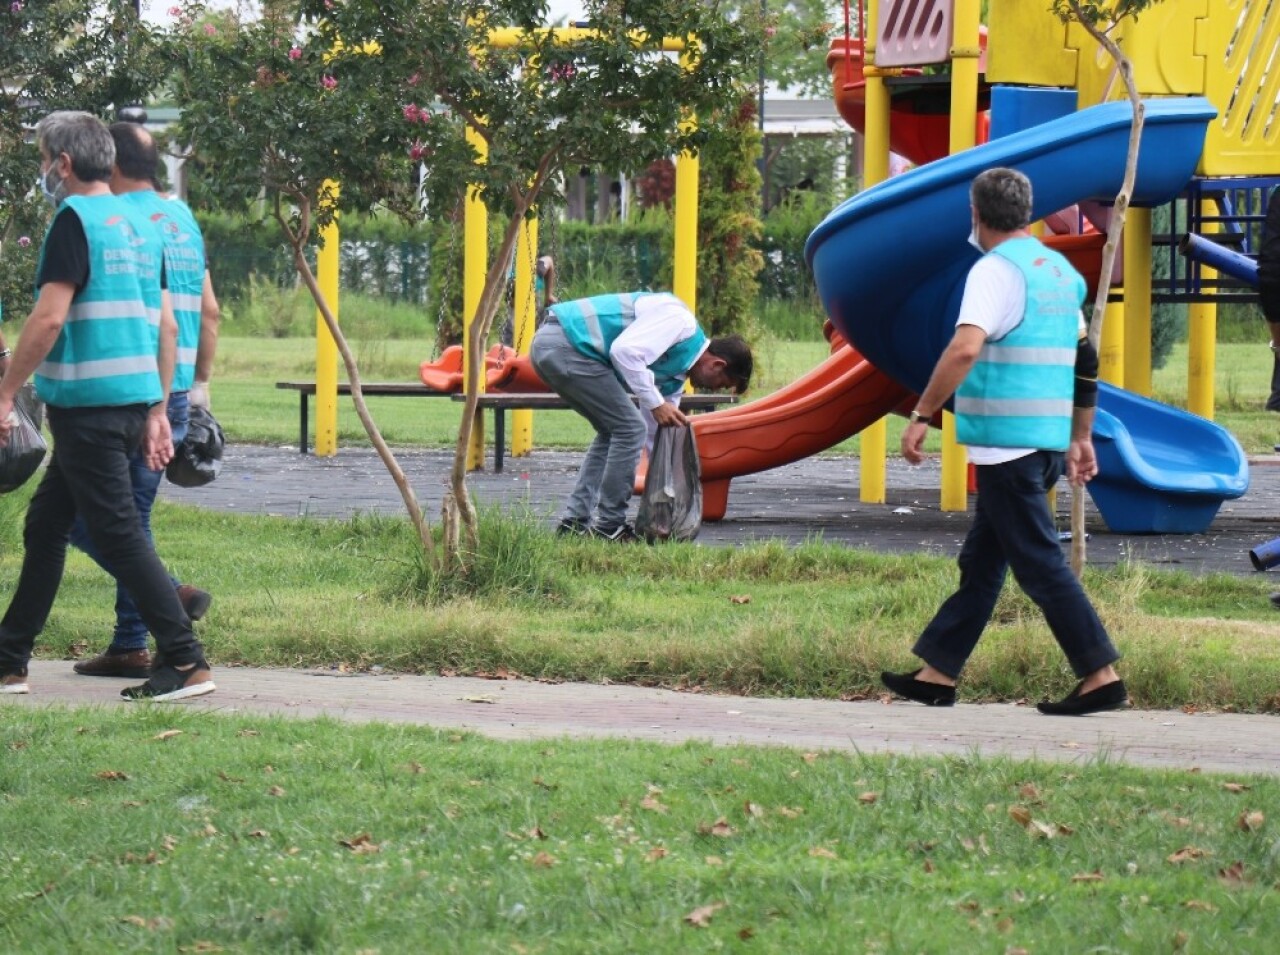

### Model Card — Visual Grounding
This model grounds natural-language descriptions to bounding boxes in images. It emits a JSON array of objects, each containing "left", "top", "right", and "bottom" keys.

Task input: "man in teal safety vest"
[
  {"left": 531, "top": 291, "right": 752, "bottom": 541},
  {"left": 882, "top": 167, "right": 1126, "bottom": 716},
  {"left": 0, "top": 111, "right": 214, "bottom": 702},
  {"left": 68, "top": 120, "right": 222, "bottom": 680}
]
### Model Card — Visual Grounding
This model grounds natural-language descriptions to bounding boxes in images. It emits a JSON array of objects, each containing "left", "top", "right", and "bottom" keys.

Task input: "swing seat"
[{"left": 419, "top": 346, "right": 465, "bottom": 392}]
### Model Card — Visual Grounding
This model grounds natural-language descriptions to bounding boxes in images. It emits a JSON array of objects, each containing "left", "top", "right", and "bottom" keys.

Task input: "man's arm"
[
  {"left": 0, "top": 282, "right": 75, "bottom": 444},
  {"left": 1066, "top": 335, "right": 1100, "bottom": 485},
  {"left": 189, "top": 270, "right": 220, "bottom": 409},
  {"left": 900, "top": 324, "right": 987, "bottom": 464},
  {"left": 142, "top": 292, "right": 178, "bottom": 471}
]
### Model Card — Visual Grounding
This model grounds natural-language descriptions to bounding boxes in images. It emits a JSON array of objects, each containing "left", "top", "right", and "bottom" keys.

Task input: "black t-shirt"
[
  {"left": 34, "top": 205, "right": 168, "bottom": 293},
  {"left": 1259, "top": 188, "right": 1280, "bottom": 285},
  {"left": 35, "top": 208, "right": 91, "bottom": 291}
]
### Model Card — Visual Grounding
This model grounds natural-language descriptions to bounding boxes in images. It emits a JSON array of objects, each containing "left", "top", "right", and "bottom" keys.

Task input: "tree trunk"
[
  {"left": 1068, "top": 2, "right": 1146, "bottom": 578},
  {"left": 284, "top": 205, "right": 435, "bottom": 560}
]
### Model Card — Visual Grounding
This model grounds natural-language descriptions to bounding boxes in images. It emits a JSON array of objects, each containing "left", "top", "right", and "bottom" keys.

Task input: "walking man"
[
  {"left": 882, "top": 167, "right": 1126, "bottom": 716},
  {"left": 70, "top": 120, "right": 221, "bottom": 679},
  {"left": 0, "top": 111, "right": 214, "bottom": 701},
  {"left": 530, "top": 291, "right": 751, "bottom": 540}
]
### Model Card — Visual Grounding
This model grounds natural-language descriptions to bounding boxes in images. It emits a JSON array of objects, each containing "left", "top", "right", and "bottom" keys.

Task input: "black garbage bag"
[
  {"left": 635, "top": 423, "right": 702, "bottom": 543},
  {"left": 166, "top": 405, "right": 225, "bottom": 488},
  {"left": 0, "top": 399, "right": 47, "bottom": 494}
]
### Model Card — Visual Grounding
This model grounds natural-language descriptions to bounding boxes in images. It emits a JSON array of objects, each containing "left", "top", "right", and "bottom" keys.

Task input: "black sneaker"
[
  {"left": 1, "top": 668, "right": 30, "bottom": 695},
  {"left": 1270, "top": 592, "right": 1280, "bottom": 611},
  {"left": 589, "top": 522, "right": 639, "bottom": 542},
  {"left": 555, "top": 518, "right": 589, "bottom": 537},
  {"left": 121, "top": 658, "right": 216, "bottom": 702}
]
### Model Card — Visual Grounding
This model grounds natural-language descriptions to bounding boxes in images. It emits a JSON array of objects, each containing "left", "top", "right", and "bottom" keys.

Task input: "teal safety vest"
[
  {"left": 549, "top": 292, "right": 708, "bottom": 397},
  {"left": 124, "top": 192, "right": 206, "bottom": 393},
  {"left": 34, "top": 194, "right": 164, "bottom": 408},
  {"left": 954, "top": 236, "right": 1084, "bottom": 451}
]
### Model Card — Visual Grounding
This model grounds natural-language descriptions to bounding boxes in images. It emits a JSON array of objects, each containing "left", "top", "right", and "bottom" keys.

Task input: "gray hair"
[
  {"left": 970, "top": 167, "right": 1033, "bottom": 233},
  {"left": 36, "top": 111, "right": 115, "bottom": 183}
]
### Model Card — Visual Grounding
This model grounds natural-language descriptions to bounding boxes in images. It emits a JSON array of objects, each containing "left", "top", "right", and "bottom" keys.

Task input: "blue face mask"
[{"left": 38, "top": 166, "right": 66, "bottom": 208}]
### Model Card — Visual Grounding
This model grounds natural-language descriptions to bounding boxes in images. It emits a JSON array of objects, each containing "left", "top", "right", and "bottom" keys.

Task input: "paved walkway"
[
  {"left": 6, "top": 443, "right": 1279, "bottom": 775},
  {"left": 10, "top": 661, "right": 1280, "bottom": 776}
]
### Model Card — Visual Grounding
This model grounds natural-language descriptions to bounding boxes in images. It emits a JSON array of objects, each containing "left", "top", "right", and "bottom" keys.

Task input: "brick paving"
[{"left": 4, "top": 443, "right": 1278, "bottom": 774}]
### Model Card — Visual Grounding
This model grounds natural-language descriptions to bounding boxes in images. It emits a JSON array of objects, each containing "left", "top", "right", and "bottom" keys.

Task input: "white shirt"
[
  {"left": 956, "top": 252, "right": 1085, "bottom": 465},
  {"left": 608, "top": 292, "right": 709, "bottom": 413}
]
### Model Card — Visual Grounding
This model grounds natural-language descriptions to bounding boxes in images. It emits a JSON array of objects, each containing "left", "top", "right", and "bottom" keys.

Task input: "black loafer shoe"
[
  {"left": 1036, "top": 679, "right": 1129, "bottom": 716},
  {"left": 880, "top": 669, "right": 956, "bottom": 707}
]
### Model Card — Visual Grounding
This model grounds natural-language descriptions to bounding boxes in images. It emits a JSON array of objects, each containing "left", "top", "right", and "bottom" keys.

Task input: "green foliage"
[
  {"left": 1050, "top": 0, "right": 1167, "bottom": 25},
  {"left": 0, "top": 0, "right": 170, "bottom": 320},
  {"left": 692, "top": 90, "right": 765, "bottom": 337}
]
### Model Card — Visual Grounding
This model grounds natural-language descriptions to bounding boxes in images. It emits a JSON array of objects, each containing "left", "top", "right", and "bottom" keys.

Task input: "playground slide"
[
  {"left": 690, "top": 342, "right": 913, "bottom": 521},
  {"left": 806, "top": 97, "right": 1249, "bottom": 534}
]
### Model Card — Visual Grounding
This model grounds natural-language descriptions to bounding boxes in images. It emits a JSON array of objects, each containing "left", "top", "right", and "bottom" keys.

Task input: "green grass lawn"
[
  {"left": 212, "top": 335, "right": 1280, "bottom": 455},
  {"left": 2, "top": 706, "right": 1276, "bottom": 953}
]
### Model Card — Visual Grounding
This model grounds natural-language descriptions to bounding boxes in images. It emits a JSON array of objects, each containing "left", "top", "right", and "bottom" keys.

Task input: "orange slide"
[{"left": 689, "top": 328, "right": 914, "bottom": 521}]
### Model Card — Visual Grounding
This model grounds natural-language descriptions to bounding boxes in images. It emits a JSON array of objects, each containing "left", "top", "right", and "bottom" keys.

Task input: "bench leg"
[
  {"left": 495, "top": 408, "right": 505, "bottom": 473},
  {"left": 300, "top": 393, "right": 309, "bottom": 454}
]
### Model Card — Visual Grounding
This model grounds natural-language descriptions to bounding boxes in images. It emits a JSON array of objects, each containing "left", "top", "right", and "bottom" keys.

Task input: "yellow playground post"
[
  {"left": 858, "top": 0, "right": 892, "bottom": 505},
  {"left": 313, "top": 180, "right": 340, "bottom": 457}
]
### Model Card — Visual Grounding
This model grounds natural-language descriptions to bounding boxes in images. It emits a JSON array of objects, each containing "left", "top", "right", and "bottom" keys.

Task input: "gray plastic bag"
[{"left": 635, "top": 424, "right": 702, "bottom": 543}]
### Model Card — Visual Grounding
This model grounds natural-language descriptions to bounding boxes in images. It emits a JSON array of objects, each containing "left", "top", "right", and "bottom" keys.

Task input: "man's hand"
[
  {"left": 650, "top": 402, "right": 688, "bottom": 428},
  {"left": 188, "top": 380, "right": 210, "bottom": 410},
  {"left": 901, "top": 420, "right": 929, "bottom": 464},
  {"left": 142, "top": 407, "right": 174, "bottom": 472},
  {"left": 1067, "top": 437, "right": 1098, "bottom": 486}
]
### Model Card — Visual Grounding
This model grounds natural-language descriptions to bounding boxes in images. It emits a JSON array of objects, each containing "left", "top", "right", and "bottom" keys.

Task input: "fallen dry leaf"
[
  {"left": 743, "top": 801, "right": 764, "bottom": 818},
  {"left": 705, "top": 855, "right": 723, "bottom": 866},
  {"left": 923, "top": 859, "right": 936, "bottom": 873},
  {"left": 646, "top": 847, "right": 669, "bottom": 862},
  {"left": 267, "top": 786, "right": 285, "bottom": 797},
  {"left": 530, "top": 851, "right": 557, "bottom": 868},
  {"left": 729, "top": 595, "right": 751, "bottom": 605},
  {"left": 801, "top": 753, "right": 819, "bottom": 763},
  {"left": 1183, "top": 899, "right": 1218, "bottom": 912},
  {"left": 640, "top": 794, "right": 669, "bottom": 814},
  {"left": 683, "top": 902, "right": 725, "bottom": 928},
  {"left": 120, "top": 915, "right": 173, "bottom": 930},
  {"left": 96, "top": 770, "right": 129, "bottom": 782},
  {"left": 1222, "top": 782, "right": 1250, "bottom": 793},
  {"left": 1018, "top": 783, "right": 1041, "bottom": 801},
  {"left": 698, "top": 818, "right": 736, "bottom": 838},
  {"left": 1167, "top": 846, "right": 1209, "bottom": 864},
  {"left": 153, "top": 730, "right": 183, "bottom": 741},
  {"left": 858, "top": 792, "right": 879, "bottom": 805},
  {"left": 1071, "top": 870, "right": 1105, "bottom": 883},
  {"left": 738, "top": 927, "right": 755, "bottom": 941},
  {"left": 339, "top": 833, "right": 380, "bottom": 854},
  {"left": 807, "top": 846, "right": 838, "bottom": 859},
  {"left": 1218, "top": 861, "right": 1249, "bottom": 885},
  {"left": 247, "top": 829, "right": 269, "bottom": 839},
  {"left": 1238, "top": 811, "right": 1265, "bottom": 832},
  {"left": 1008, "top": 805, "right": 1033, "bottom": 828},
  {"left": 462, "top": 694, "right": 498, "bottom": 704},
  {"left": 775, "top": 806, "right": 803, "bottom": 818}
]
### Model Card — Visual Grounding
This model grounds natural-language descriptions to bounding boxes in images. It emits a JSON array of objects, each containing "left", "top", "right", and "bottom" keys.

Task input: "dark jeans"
[
  {"left": 68, "top": 392, "right": 189, "bottom": 652},
  {"left": 0, "top": 403, "right": 202, "bottom": 672},
  {"left": 912, "top": 450, "right": 1120, "bottom": 680}
]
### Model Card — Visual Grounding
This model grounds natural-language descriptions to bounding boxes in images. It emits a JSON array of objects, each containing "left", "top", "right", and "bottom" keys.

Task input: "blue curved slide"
[{"left": 805, "top": 97, "right": 1248, "bottom": 534}]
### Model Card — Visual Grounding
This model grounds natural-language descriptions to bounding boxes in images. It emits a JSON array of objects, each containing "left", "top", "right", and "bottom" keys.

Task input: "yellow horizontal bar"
[{"left": 487, "top": 26, "right": 688, "bottom": 51}]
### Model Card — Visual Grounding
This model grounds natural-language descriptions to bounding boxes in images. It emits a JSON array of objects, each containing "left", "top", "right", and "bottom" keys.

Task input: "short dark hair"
[
  {"left": 971, "top": 167, "right": 1033, "bottom": 233},
  {"left": 109, "top": 121, "right": 160, "bottom": 182},
  {"left": 706, "top": 334, "right": 753, "bottom": 393}
]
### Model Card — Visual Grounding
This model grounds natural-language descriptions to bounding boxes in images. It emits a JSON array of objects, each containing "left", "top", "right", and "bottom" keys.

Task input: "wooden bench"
[
  {"left": 275, "top": 381, "right": 736, "bottom": 468},
  {"left": 455, "top": 392, "right": 737, "bottom": 473}
]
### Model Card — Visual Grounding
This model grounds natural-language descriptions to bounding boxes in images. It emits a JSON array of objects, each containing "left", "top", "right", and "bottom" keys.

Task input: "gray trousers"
[{"left": 530, "top": 321, "right": 645, "bottom": 530}]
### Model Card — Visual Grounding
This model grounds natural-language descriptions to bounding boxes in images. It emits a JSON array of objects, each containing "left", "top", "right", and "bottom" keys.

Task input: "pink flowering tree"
[
  {"left": 0, "top": 0, "right": 169, "bottom": 317},
  {"left": 169, "top": 0, "right": 764, "bottom": 568}
]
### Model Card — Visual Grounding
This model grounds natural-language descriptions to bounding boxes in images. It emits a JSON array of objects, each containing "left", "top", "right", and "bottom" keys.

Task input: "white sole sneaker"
[
  {"left": 1, "top": 682, "right": 30, "bottom": 695},
  {"left": 121, "top": 664, "right": 216, "bottom": 702}
]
